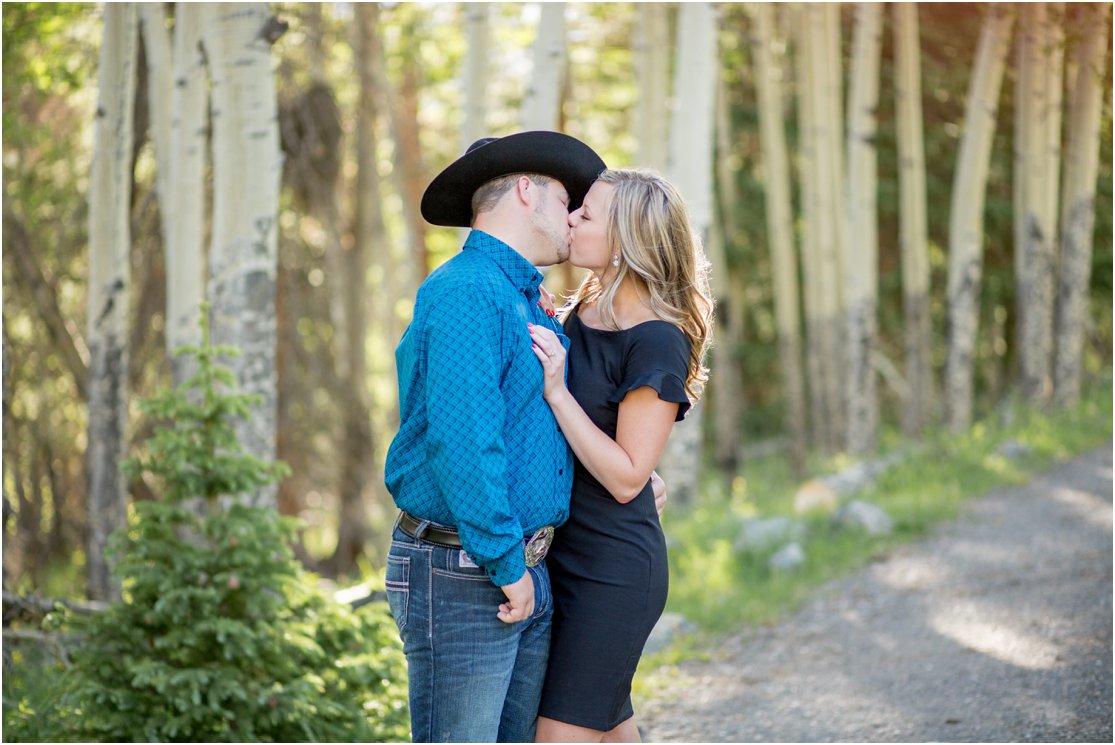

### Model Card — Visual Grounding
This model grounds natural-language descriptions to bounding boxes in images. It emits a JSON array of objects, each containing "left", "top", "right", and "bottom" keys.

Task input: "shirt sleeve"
[
  {"left": 607, "top": 323, "right": 693, "bottom": 421},
  {"left": 423, "top": 287, "right": 526, "bottom": 586}
]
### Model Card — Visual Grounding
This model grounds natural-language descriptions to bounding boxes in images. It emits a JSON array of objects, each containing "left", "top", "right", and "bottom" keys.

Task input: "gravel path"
[{"left": 639, "top": 444, "right": 1113, "bottom": 743}]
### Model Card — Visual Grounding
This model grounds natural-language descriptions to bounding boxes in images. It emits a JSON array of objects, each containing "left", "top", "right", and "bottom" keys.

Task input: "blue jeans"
[{"left": 386, "top": 525, "right": 553, "bottom": 743}]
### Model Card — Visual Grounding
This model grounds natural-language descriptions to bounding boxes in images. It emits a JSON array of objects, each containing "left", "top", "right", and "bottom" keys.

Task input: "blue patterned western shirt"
[{"left": 385, "top": 230, "right": 573, "bottom": 586}]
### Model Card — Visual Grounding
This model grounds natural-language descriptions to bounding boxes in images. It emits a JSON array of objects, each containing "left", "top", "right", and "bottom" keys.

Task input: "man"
[{"left": 383, "top": 131, "right": 607, "bottom": 743}]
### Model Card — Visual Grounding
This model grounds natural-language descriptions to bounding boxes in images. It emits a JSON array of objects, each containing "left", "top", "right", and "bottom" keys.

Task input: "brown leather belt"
[
  {"left": 398, "top": 511, "right": 463, "bottom": 548},
  {"left": 397, "top": 511, "right": 555, "bottom": 568}
]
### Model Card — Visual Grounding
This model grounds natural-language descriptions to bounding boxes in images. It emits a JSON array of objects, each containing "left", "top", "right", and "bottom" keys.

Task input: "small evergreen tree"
[{"left": 45, "top": 318, "right": 408, "bottom": 742}]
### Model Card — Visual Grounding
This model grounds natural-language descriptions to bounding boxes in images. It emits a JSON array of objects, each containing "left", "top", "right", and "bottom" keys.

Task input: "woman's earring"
[{"left": 612, "top": 255, "right": 620, "bottom": 268}]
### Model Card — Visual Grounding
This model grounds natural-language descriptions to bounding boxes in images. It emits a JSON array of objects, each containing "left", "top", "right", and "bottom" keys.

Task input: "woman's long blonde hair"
[{"left": 562, "top": 168, "right": 714, "bottom": 402}]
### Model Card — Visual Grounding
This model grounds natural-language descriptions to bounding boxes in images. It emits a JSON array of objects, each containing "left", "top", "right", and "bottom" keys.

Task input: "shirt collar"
[{"left": 463, "top": 230, "right": 545, "bottom": 296}]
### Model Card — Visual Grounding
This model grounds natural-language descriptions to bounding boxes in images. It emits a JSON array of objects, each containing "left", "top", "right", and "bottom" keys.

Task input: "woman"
[{"left": 526, "top": 168, "right": 713, "bottom": 742}]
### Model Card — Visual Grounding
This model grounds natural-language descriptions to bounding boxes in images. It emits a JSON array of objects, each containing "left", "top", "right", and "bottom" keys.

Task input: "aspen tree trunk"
[
  {"left": 166, "top": 3, "right": 207, "bottom": 384},
  {"left": 138, "top": 4, "right": 172, "bottom": 249},
  {"left": 303, "top": 5, "right": 350, "bottom": 382},
  {"left": 793, "top": 4, "right": 829, "bottom": 452},
  {"left": 86, "top": 2, "right": 137, "bottom": 601},
  {"left": 458, "top": 4, "right": 490, "bottom": 247},
  {"left": 807, "top": 4, "right": 843, "bottom": 452},
  {"left": 1016, "top": 3, "right": 1057, "bottom": 405},
  {"left": 708, "top": 72, "right": 744, "bottom": 474},
  {"left": 944, "top": 5, "right": 1014, "bottom": 432},
  {"left": 396, "top": 20, "right": 428, "bottom": 286},
  {"left": 750, "top": 1, "right": 806, "bottom": 474},
  {"left": 1044, "top": 4, "right": 1065, "bottom": 249},
  {"left": 1053, "top": 3, "right": 1109, "bottom": 407},
  {"left": 662, "top": 1, "right": 717, "bottom": 506},
  {"left": 633, "top": 2, "right": 670, "bottom": 171},
  {"left": 522, "top": 3, "right": 566, "bottom": 131},
  {"left": 205, "top": 4, "right": 283, "bottom": 507},
  {"left": 893, "top": 3, "right": 934, "bottom": 436},
  {"left": 354, "top": 3, "right": 398, "bottom": 435},
  {"left": 843, "top": 3, "right": 883, "bottom": 455},
  {"left": 462, "top": 3, "right": 489, "bottom": 148},
  {"left": 371, "top": 15, "right": 422, "bottom": 317}
]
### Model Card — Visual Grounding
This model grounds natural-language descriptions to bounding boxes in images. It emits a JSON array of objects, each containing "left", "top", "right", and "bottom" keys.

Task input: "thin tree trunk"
[
  {"left": 138, "top": 4, "right": 172, "bottom": 250},
  {"left": 166, "top": 2, "right": 207, "bottom": 383},
  {"left": 749, "top": 1, "right": 806, "bottom": 475},
  {"left": 86, "top": 2, "right": 138, "bottom": 601},
  {"left": 5, "top": 213, "right": 90, "bottom": 399},
  {"left": 662, "top": 2, "right": 717, "bottom": 506},
  {"left": 522, "top": 3, "right": 567, "bottom": 131},
  {"left": 709, "top": 70, "right": 744, "bottom": 474},
  {"left": 944, "top": 5, "right": 1014, "bottom": 432},
  {"left": 396, "top": 19, "right": 428, "bottom": 286},
  {"left": 843, "top": 3, "right": 882, "bottom": 455},
  {"left": 794, "top": 3, "right": 829, "bottom": 452},
  {"left": 633, "top": 3, "right": 670, "bottom": 172},
  {"left": 372, "top": 12, "right": 423, "bottom": 313},
  {"left": 1053, "top": 3, "right": 1109, "bottom": 407},
  {"left": 353, "top": 2, "right": 394, "bottom": 552},
  {"left": 205, "top": 3, "right": 283, "bottom": 507},
  {"left": 461, "top": 3, "right": 489, "bottom": 148},
  {"left": 1016, "top": 3, "right": 1057, "bottom": 405},
  {"left": 807, "top": 4, "right": 843, "bottom": 451},
  {"left": 893, "top": 2, "right": 934, "bottom": 437}
]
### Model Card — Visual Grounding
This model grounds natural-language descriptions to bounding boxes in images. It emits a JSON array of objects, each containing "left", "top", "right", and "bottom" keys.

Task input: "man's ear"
[{"left": 515, "top": 175, "right": 536, "bottom": 207}]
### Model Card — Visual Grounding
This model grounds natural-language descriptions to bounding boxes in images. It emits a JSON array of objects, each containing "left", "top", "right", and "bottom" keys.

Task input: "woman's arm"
[{"left": 529, "top": 324, "right": 678, "bottom": 504}]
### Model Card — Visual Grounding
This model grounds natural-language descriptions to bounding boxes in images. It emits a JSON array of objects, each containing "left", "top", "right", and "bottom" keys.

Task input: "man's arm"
[{"left": 423, "top": 290, "right": 532, "bottom": 620}]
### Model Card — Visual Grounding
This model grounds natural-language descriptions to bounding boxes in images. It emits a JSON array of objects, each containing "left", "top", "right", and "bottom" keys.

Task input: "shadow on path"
[{"left": 641, "top": 444, "right": 1113, "bottom": 742}]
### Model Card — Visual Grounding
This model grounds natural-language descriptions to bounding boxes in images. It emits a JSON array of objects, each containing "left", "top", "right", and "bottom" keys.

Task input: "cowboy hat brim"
[{"left": 420, "top": 131, "right": 607, "bottom": 228}]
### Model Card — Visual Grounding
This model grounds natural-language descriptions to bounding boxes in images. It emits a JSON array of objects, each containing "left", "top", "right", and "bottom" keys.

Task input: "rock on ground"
[{"left": 639, "top": 444, "right": 1113, "bottom": 743}]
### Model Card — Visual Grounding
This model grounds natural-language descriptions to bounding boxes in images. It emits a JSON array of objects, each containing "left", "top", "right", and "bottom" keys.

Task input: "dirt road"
[{"left": 639, "top": 444, "right": 1113, "bottom": 742}]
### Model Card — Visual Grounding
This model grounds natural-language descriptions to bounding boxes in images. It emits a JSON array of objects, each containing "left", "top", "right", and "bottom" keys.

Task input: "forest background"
[{"left": 2, "top": 0, "right": 1112, "bottom": 654}]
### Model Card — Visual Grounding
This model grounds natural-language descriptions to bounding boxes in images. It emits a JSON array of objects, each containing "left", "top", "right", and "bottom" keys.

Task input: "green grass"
[{"left": 658, "top": 380, "right": 1112, "bottom": 636}]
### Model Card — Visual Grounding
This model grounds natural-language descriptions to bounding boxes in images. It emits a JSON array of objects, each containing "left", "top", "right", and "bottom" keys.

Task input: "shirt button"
[{"left": 558, "top": 469, "right": 563, "bottom": 475}]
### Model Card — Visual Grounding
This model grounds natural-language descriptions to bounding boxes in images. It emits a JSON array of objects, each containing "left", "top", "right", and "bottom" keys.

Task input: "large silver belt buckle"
[{"left": 524, "top": 526, "right": 554, "bottom": 568}]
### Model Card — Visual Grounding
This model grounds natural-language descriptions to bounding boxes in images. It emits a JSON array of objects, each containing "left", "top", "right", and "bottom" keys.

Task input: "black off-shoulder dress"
[{"left": 538, "top": 310, "right": 691, "bottom": 731}]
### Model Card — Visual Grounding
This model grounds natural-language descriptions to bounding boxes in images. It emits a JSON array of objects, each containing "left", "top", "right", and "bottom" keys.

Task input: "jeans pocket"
[
  {"left": 386, "top": 554, "right": 410, "bottom": 631},
  {"left": 530, "top": 564, "right": 551, "bottom": 620}
]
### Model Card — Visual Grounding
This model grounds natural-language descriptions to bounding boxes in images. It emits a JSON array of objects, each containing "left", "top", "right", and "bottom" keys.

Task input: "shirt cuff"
[{"left": 485, "top": 542, "right": 526, "bottom": 587}]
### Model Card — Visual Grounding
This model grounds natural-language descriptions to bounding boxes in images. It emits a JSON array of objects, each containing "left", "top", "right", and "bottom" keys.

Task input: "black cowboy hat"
[{"left": 420, "top": 131, "right": 607, "bottom": 228}]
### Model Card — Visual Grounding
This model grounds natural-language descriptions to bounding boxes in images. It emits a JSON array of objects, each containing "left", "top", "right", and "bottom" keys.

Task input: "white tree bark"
[
  {"left": 138, "top": 4, "right": 173, "bottom": 248},
  {"left": 944, "top": 5, "right": 1014, "bottom": 432},
  {"left": 793, "top": 4, "right": 829, "bottom": 451},
  {"left": 86, "top": 2, "right": 138, "bottom": 601},
  {"left": 521, "top": 3, "right": 566, "bottom": 131},
  {"left": 166, "top": 3, "right": 208, "bottom": 383},
  {"left": 662, "top": 1, "right": 717, "bottom": 506},
  {"left": 843, "top": 3, "right": 883, "bottom": 455},
  {"left": 205, "top": 3, "right": 282, "bottom": 507},
  {"left": 807, "top": 4, "right": 844, "bottom": 451},
  {"left": 633, "top": 2, "right": 670, "bottom": 171},
  {"left": 461, "top": 2, "right": 490, "bottom": 148},
  {"left": 893, "top": 3, "right": 933, "bottom": 437},
  {"left": 750, "top": 1, "right": 806, "bottom": 473},
  {"left": 1016, "top": 3, "right": 1057, "bottom": 405},
  {"left": 1053, "top": 3, "right": 1109, "bottom": 406}
]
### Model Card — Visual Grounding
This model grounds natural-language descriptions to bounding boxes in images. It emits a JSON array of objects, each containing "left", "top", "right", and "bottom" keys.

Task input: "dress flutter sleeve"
[{"left": 607, "top": 322, "right": 693, "bottom": 421}]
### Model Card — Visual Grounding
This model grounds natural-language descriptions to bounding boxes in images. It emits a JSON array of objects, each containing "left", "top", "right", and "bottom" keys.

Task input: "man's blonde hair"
[{"left": 562, "top": 168, "right": 713, "bottom": 402}]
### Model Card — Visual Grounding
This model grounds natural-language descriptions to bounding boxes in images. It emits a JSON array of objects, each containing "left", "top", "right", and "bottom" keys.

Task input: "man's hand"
[
  {"left": 651, "top": 470, "right": 668, "bottom": 517},
  {"left": 497, "top": 571, "right": 535, "bottom": 624}
]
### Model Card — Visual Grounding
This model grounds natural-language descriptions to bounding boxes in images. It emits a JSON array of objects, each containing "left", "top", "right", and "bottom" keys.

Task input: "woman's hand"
[
  {"left": 528, "top": 323, "right": 567, "bottom": 400},
  {"left": 651, "top": 470, "right": 667, "bottom": 516},
  {"left": 537, "top": 286, "right": 557, "bottom": 317}
]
